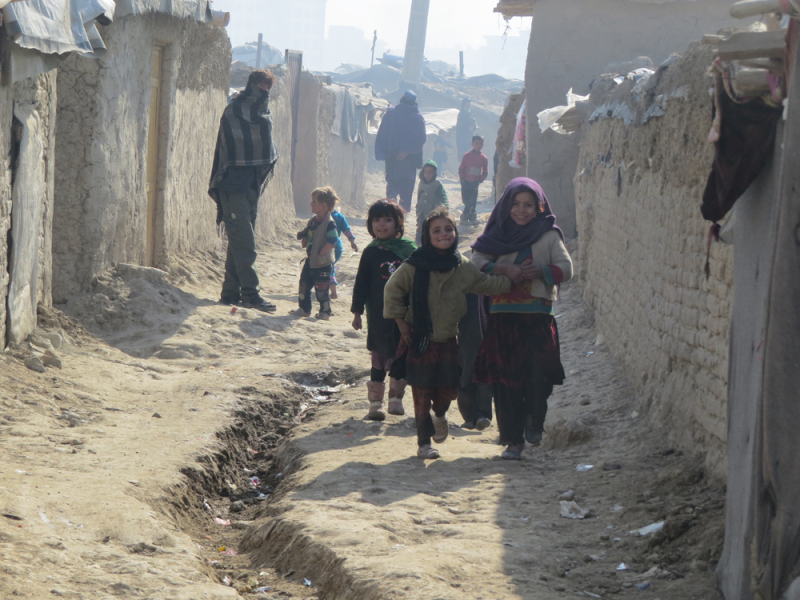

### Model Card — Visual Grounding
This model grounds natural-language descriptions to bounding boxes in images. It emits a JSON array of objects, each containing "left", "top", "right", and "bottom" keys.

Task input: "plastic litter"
[
  {"left": 557, "top": 490, "right": 575, "bottom": 501},
  {"left": 617, "top": 563, "right": 629, "bottom": 571},
  {"left": 222, "top": 549, "right": 238, "bottom": 556},
  {"left": 2, "top": 513, "right": 22, "bottom": 521},
  {"left": 637, "top": 521, "right": 665, "bottom": 536},
  {"left": 214, "top": 517, "right": 230, "bottom": 526},
  {"left": 537, "top": 88, "right": 589, "bottom": 134},
  {"left": 560, "top": 500, "right": 590, "bottom": 519},
  {"left": 584, "top": 592, "right": 602, "bottom": 599},
  {"left": 303, "top": 578, "right": 312, "bottom": 586},
  {"left": 637, "top": 582, "right": 652, "bottom": 591},
  {"left": 576, "top": 464, "right": 594, "bottom": 472},
  {"left": 222, "top": 576, "right": 232, "bottom": 586},
  {"left": 250, "top": 476, "right": 260, "bottom": 487},
  {"left": 255, "top": 587, "right": 271, "bottom": 594}
]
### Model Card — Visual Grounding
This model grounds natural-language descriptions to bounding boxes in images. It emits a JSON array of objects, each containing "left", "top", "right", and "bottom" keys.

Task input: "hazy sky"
[{"left": 215, "top": 0, "right": 531, "bottom": 50}]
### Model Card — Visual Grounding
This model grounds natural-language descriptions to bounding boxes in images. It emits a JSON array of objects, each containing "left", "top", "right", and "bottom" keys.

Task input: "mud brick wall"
[{"left": 574, "top": 44, "right": 732, "bottom": 480}]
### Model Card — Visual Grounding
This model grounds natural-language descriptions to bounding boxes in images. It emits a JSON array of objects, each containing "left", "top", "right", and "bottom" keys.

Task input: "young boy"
[
  {"left": 295, "top": 187, "right": 339, "bottom": 320},
  {"left": 458, "top": 135, "right": 489, "bottom": 226},
  {"left": 415, "top": 160, "right": 449, "bottom": 245}
]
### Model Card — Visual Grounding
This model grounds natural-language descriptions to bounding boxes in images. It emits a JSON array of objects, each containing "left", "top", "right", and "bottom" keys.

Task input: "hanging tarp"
[
  {"left": 329, "top": 84, "right": 362, "bottom": 145},
  {"left": 2, "top": 0, "right": 114, "bottom": 56},
  {"left": 7, "top": 104, "right": 45, "bottom": 345},
  {"left": 114, "top": 0, "right": 210, "bottom": 20}
]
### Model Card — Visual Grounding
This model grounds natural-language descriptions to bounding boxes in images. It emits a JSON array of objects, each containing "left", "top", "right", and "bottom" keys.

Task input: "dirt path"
[{"left": 0, "top": 175, "right": 724, "bottom": 599}]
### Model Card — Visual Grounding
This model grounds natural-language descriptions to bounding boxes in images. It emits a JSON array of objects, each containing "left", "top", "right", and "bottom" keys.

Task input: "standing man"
[
  {"left": 456, "top": 97, "right": 477, "bottom": 159},
  {"left": 375, "top": 90, "right": 427, "bottom": 212},
  {"left": 209, "top": 69, "right": 279, "bottom": 312}
]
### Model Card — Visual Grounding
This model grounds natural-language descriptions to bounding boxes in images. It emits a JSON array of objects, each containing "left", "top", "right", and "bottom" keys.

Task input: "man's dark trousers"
[{"left": 219, "top": 189, "right": 260, "bottom": 298}]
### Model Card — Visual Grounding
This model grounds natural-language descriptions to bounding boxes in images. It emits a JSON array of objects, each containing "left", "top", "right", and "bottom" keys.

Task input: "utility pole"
[
  {"left": 398, "top": 0, "right": 430, "bottom": 93},
  {"left": 255, "top": 33, "right": 263, "bottom": 69},
  {"left": 370, "top": 30, "right": 378, "bottom": 68},
  {"left": 459, "top": 51, "right": 464, "bottom": 78}
]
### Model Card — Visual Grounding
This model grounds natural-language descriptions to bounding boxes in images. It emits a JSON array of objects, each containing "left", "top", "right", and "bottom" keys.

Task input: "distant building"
[{"left": 259, "top": 0, "right": 327, "bottom": 68}]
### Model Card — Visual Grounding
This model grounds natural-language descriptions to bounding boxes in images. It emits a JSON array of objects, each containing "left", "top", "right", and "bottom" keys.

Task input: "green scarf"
[{"left": 366, "top": 236, "right": 417, "bottom": 259}]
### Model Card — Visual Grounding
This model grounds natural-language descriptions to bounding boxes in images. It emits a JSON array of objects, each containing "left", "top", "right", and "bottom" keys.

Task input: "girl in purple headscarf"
[{"left": 470, "top": 178, "right": 573, "bottom": 460}]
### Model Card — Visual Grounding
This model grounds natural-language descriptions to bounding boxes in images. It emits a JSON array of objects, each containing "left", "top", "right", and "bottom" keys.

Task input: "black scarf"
[
  {"left": 405, "top": 242, "right": 462, "bottom": 357},
  {"left": 208, "top": 82, "right": 280, "bottom": 222}
]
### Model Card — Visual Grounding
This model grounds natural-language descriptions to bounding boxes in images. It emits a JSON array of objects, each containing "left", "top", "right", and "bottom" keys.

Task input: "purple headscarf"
[{"left": 471, "top": 177, "right": 563, "bottom": 256}]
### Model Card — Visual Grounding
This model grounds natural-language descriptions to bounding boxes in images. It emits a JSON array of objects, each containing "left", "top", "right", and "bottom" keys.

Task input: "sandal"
[{"left": 417, "top": 444, "right": 440, "bottom": 460}]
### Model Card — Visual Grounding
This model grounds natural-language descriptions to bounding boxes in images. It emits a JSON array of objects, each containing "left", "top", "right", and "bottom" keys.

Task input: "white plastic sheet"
[
  {"left": 7, "top": 105, "right": 45, "bottom": 345},
  {"left": 537, "top": 88, "right": 589, "bottom": 135}
]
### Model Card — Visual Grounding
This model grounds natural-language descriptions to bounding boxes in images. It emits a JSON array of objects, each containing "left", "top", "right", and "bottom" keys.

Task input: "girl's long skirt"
[
  {"left": 407, "top": 338, "right": 459, "bottom": 446},
  {"left": 473, "top": 313, "right": 565, "bottom": 445}
]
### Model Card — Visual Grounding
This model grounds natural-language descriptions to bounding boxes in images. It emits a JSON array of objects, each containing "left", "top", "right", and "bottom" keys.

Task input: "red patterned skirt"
[
  {"left": 406, "top": 338, "right": 460, "bottom": 388},
  {"left": 473, "top": 313, "right": 565, "bottom": 388}
]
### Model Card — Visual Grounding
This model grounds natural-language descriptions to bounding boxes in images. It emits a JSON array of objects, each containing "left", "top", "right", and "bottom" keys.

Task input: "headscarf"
[
  {"left": 405, "top": 226, "right": 461, "bottom": 357},
  {"left": 471, "top": 177, "right": 563, "bottom": 256},
  {"left": 365, "top": 236, "right": 417, "bottom": 260},
  {"left": 400, "top": 90, "right": 418, "bottom": 105},
  {"left": 208, "top": 82, "right": 279, "bottom": 222}
]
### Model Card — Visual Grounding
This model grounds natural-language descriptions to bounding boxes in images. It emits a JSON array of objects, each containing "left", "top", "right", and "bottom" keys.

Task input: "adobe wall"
[
  {"left": 525, "top": 0, "right": 746, "bottom": 238},
  {"left": 574, "top": 42, "right": 732, "bottom": 480},
  {"left": 53, "top": 14, "right": 230, "bottom": 303},
  {"left": 494, "top": 91, "right": 525, "bottom": 200},
  {"left": 293, "top": 72, "right": 323, "bottom": 216},
  {"left": 0, "top": 66, "right": 57, "bottom": 345}
]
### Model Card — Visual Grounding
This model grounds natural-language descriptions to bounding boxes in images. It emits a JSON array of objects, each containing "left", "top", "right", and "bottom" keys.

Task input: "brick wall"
[{"left": 574, "top": 43, "right": 732, "bottom": 480}]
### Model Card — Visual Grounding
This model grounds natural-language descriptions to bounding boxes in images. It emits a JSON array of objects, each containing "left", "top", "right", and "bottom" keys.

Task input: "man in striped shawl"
[{"left": 209, "top": 69, "right": 279, "bottom": 312}]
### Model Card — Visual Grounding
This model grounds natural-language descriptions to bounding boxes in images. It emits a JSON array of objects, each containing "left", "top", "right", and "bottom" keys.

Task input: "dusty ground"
[{"left": 0, "top": 175, "right": 724, "bottom": 599}]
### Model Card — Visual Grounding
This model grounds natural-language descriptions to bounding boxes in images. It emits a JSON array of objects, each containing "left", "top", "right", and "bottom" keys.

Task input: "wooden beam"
[
  {"left": 740, "top": 57, "right": 784, "bottom": 75},
  {"left": 730, "top": 0, "right": 782, "bottom": 18},
  {"left": 733, "top": 68, "right": 772, "bottom": 95},
  {"left": 717, "top": 29, "right": 786, "bottom": 61},
  {"left": 494, "top": 0, "right": 535, "bottom": 17}
]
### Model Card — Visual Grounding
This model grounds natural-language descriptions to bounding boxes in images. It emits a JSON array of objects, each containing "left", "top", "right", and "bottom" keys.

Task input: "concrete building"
[
  {"left": 52, "top": 2, "right": 231, "bottom": 303},
  {"left": 496, "top": 0, "right": 746, "bottom": 237}
]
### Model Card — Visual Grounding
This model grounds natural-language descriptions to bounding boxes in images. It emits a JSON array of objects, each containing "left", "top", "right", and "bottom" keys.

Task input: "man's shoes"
[
  {"left": 475, "top": 417, "right": 491, "bottom": 431},
  {"left": 219, "top": 294, "right": 241, "bottom": 306},
  {"left": 240, "top": 295, "right": 277, "bottom": 313},
  {"left": 460, "top": 421, "right": 475, "bottom": 430},
  {"left": 524, "top": 428, "right": 543, "bottom": 445},
  {"left": 290, "top": 308, "right": 311, "bottom": 317}
]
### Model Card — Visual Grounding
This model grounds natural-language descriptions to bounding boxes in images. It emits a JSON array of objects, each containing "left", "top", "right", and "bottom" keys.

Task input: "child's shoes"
[
  {"left": 315, "top": 312, "right": 331, "bottom": 321},
  {"left": 290, "top": 308, "right": 311, "bottom": 317},
  {"left": 366, "top": 381, "right": 386, "bottom": 421},
  {"left": 432, "top": 415, "right": 449, "bottom": 443},
  {"left": 387, "top": 377, "right": 407, "bottom": 415},
  {"left": 417, "top": 444, "right": 440, "bottom": 459}
]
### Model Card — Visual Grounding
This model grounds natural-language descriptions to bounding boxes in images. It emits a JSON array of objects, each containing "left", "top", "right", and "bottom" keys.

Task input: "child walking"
[
  {"left": 458, "top": 135, "right": 489, "bottom": 226},
  {"left": 383, "top": 207, "right": 511, "bottom": 459},
  {"left": 295, "top": 187, "right": 340, "bottom": 320},
  {"left": 415, "top": 160, "right": 448, "bottom": 245},
  {"left": 330, "top": 207, "right": 359, "bottom": 299},
  {"left": 351, "top": 200, "right": 417, "bottom": 420}
]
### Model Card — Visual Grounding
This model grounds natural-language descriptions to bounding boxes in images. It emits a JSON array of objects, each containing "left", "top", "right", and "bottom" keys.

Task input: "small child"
[
  {"left": 415, "top": 160, "right": 448, "bottom": 245},
  {"left": 383, "top": 207, "right": 511, "bottom": 459},
  {"left": 351, "top": 200, "right": 417, "bottom": 420},
  {"left": 458, "top": 134, "right": 489, "bottom": 226},
  {"left": 295, "top": 186, "right": 339, "bottom": 320},
  {"left": 432, "top": 129, "right": 452, "bottom": 173},
  {"left": 330, "top": 207, "right": 359, "bottom": 299}
]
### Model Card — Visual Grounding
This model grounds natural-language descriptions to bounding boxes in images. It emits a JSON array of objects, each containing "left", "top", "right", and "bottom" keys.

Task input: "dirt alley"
[{"left": 0, "top": 175, "right": 725, "bottom": 600}]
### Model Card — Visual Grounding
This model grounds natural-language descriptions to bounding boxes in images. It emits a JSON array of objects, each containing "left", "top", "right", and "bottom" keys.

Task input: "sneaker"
[
  {"left": 432, "top": 415, "right": 449, "bottom": 443},
  {"left": 290, "top": 308, "right": 312, "bottom": 317},
  {"left": 241, "top": 295, "right": 277, "bottom": 313},
  {"left": 475, "top": 417, "right": 492, "bottom": 431},
  {"left": 315, "top": 312, "right": 331, "bottom": 321},
  {"left": 524, "top": 428, "right": 543, "bottom": 445},
  {"left": 417, "top": 444, "right": 440, "bottom": 460},
  {"left": 460, "top": 421, "right": 476, "bottom": 430},
  {"left": 219, "top": 294, "right": 241, "bottom": 306}
]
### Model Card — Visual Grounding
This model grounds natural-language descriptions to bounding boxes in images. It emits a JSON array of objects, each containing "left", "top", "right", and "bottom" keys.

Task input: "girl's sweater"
[
  {"left": 350, "top": 245, "right": 406, "bottom": 358},
  {"left": 471, "top": 230, "right": 573, "bottom": 314},
  {"left": 383, "top": 254, "right": 510, "bottom": 342}
]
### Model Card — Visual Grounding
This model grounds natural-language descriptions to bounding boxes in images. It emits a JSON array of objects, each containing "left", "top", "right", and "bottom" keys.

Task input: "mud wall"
[
  {"left": 53, "top": 14, "right": 230, "bottom": 303},
  {"left": 574, "top": 43, "right": 732, "bottom": 480},
  {"left": 0, "top": 65, "right": 57, "bottom": 345},
  {"left": 293, "top": 72, "right": 323, "bottom": 216},
  {"left": 494, "top": 91, "right": 525, "bottom": 201},
  {"left": 525, "top": 0, "right": 745, "bottom": 238}
]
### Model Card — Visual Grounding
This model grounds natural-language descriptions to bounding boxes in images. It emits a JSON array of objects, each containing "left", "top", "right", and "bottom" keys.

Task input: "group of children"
[{"left": 295, "top": 162, "right": 570, "bottom": 461}]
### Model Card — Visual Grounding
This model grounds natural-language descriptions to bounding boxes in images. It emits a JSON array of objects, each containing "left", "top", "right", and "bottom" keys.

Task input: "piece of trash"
[
  {"left": 558, "top": 490, "right": 575, "bottom": 501},
  {"left": 612, "top": 504, "right": 624, "bottom": 512},
  {"left": 560, "top": 500, "right": 590, "bottom": 519},
  {"left": 15, "top": 470, "right": 29, "bottom": 474},
  {"left": 203, "top": 498, "right": 213, "bottom": 513},
  {"left": 128, "top": 480, "right": 140, "bottom": 487},
  {"left": 631, "top": 411, "right": 639, "bottom": 419},
  {"left": 255, "top": 587, "right": 271, "bottom": 594},
  {"left": 583, "top": 592, "right": 602, "bottom": 599},
  {"left": 222, "top": 575, "right": 232, "bottom": 586},
  {"left": 230, "top": 307, "right": 238, "bottom": 314},
  {"left": 303, "top": 578, "right": 311, "bottom": 587},
  {"left": 576, "top": 464, "right": 594, "bottom": 472},
  {"left": 617, "top": 563, "right": 629, "bottom": 571},
  {"left": 214, "top": 517, "right": 230, "bottom": 526},
  {"left": 38, "top": 511, "right": 55, "bottom": 529},
  {"left": 586, "top": 351, "right": 594, "bottom": 356},
  {"left": 250, "top": 476, "right": 260, "bottom": 487},
  {"left": 2, "top": 514, "right": 22, "bottom": 521},
  {"left": 638, "top": 521, "right": 665, "bottom": 536},
  {"left": 222, "top": 549, "right": 238, "bottom": 556},
  {"left": 603, "top": 462, "right": 622, "bottom": 471},
  {"left": 637, "top": 582, "right": 652, "bottom": 590}
]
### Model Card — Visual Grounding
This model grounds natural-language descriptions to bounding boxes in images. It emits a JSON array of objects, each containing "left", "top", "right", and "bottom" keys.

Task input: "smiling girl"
[
  {"left": 351, "top": 200, "right": 417, "bottom": 421},
  {"left": 383, "top": 207, "right": 511, "bottom": 459},
  {"left": 471, "top": 178, "right": 573, "bottom": 460}
]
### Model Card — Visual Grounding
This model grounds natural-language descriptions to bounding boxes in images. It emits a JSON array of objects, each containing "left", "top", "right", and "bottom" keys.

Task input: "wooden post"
[
  {"left": 459, "top": 51, "right": 464, "bottom": 77},
  {"left": 255, "top": 33, "right": 263, "bottom": 69},
  {"left": 371, "top": 30, "right": 377, "bottom": 68}
]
